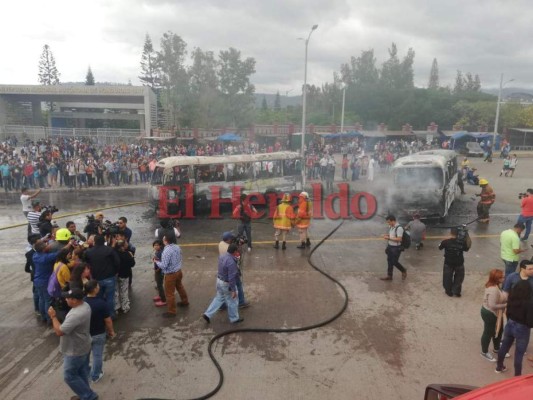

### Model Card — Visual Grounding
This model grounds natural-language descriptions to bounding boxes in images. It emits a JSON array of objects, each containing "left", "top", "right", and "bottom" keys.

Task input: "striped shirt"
[
  {"left": 27, "top": 211, "right": 42, "bottom": 234},
  {"left": 155, "top": 243, "right": 182, "bottom": 274}
]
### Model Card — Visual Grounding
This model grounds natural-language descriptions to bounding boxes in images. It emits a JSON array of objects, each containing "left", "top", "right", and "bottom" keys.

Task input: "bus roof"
[
  {"left": 392, "top": 150, "right": 456, "bottom": 170},
  {"left": 155, "top": 151, "right": 301, "bottom": 169}
]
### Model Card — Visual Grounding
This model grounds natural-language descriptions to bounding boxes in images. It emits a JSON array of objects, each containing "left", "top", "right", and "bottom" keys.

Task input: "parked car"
[{"left": 461, "top": 142, "right": 484, "bottom": 157}]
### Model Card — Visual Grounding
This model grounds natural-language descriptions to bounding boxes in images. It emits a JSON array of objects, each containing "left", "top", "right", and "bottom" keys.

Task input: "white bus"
[
  {"left": 150, "top": 151, "right": 303, "bottom": 213},
  {"left": 389, "top": 150, "right": 458, "bottom": 220}
]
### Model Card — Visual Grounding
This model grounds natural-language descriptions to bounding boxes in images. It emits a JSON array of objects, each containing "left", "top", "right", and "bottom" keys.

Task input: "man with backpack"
[
  {"left": 438, "top": 227, "right": 471, "bottom": 297},
  {"left": 381, "top": 215, "right": 408, "bottom": 281}
]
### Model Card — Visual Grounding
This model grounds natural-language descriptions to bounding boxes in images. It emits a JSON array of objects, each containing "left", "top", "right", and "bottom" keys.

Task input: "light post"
[
  {"left": 340, "top": 84, "right": 346, "bottom": 133},
  {"left": 492, "top": 73, "right": 514, "bottom": 150},
  {"left": 300, "top": 24, "right": 318, "bottom": 188}
]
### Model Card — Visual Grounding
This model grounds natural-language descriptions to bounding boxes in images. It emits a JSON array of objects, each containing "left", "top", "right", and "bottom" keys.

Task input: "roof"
[
  {"left": 156, "top": 151, "right": 301, "bottom": 169},
  {"left": 392, "top": 152, "right": 454, "bottom": 169},
  {"left": 510, "top": 128, "right": 533, "bottom": 133}
]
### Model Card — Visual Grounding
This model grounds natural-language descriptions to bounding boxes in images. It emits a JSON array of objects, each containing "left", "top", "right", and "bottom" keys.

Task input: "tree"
[
  {"left": 188, "top": 48, "right": 220, "bottom": 128},
  {"left": 428, "top": 58, "right": 439, "bottom": 89},
  {"left": 380, "top": 43, "right": 400, "bottom": 89},
  {"left": 157, "top": 31, "right": 189, "bottom": 129},
  {"left": 85, "top": 66, "right": 95, "bottom": 85},
  {"left": 454, "top": 70, "right": 465, "bottom": 94},
  {"left": 217, "top": 47, "right": 256, "bottom": 128},
  {"left": 341, "top": 49, "right": 379, "bottom": 86},
  {"left": 274, "top": 91, "right": 281, "bottom": 111},
  {"left": 261, "top": 96, "right": 268, "bottom": 110},
  {"left": 38, "top": 44, "right": 60, "bottom": 85},
  {"left": 139, "top": 33, "right": 160, "bottom": 88}
]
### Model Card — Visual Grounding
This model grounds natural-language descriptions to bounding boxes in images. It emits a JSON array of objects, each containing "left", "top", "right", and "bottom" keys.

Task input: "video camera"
[
  {"left": 102, "top": 220, "right": 120, "bottom": 236},
  {"left": 231, "top": 234, "right": 248, "bottom": 246},
  {"left": 456, "top": 224, "right": 469, "bottom": 245},
  {"left": 41, "top": 205, "right": 59, "bottom": 214}
]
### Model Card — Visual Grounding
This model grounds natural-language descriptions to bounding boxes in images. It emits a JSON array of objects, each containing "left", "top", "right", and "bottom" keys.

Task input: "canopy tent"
[
  {"left": 323, "top": 131, "right": 364, "bottom": 139},
  {"left": 216, "top": 133, "right": 243, "bottom": 142},
  {"left": 450, "top": 131, "right": 493, "bottom": 149}
]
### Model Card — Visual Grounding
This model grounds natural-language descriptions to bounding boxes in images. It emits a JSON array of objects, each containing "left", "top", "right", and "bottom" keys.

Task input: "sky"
[{"left": 1, "top": 0, "right": 531, "bottom": 94}]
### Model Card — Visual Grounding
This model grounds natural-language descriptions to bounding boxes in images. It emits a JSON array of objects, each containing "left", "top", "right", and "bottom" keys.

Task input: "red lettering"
[
  {"left": 350, "top": 192, "right": 377, "bottom": 220},
  {"left": 246, "top": 193, "right": 266, "bottom": 219},
  {"left": 311, "top": 183, "right": 324, "bottom": 219},
  {"left": 324, "top": 183, "right": 350, "bottom": 219},
  {"left": 265, "top": 192, "right": 279, "bottom": 218},
  {"left": 158, "top": 185, "right": 195, "bottom": 219},
  {"left": 210, "top": 186, "right": 243, "bottom": 219}
]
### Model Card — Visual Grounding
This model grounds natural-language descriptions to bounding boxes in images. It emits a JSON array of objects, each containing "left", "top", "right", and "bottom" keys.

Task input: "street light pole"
[
  {"left": 340, "top": 85, "right": 346, "bottom": 133},
  {"left": 300, "top": 24, "right": 318, "bottom": 189},
  {"left": 492, "top": 73, "right": 514, "bottom": 150}
]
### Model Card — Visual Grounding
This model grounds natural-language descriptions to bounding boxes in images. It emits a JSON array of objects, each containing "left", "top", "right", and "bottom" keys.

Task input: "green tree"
[
  {"left": 38, "top": 44, "right": 60, "bottom": 85},
  {"left": 261, "top": 96, "right": 268, "bottom": 110},
  {"left": 157, "top": 31, "right": 189, "bottom": 129},
  {"left": 139, "top": 33, "right": 160, "bottom": 88},
  {"left": 274, "top": 91, "right": 281, "bottom": 111},
  {"left": 454, "top": 70, "right": 465, "bottom": 94},
  {"left": 85, "top": 66, "right": 95, "bottom": 85},
  {"left": 380, "top": 43, "right": 400, "bottom": 89},
  {"left": 217, "top": 47, "right": 256, "bottom": 128},
  {"left": 428, "top": 58, "right": 439, "bottom": 89},
  {"left": 341, "top": 49, "right": 379, "bottom": 86},
  {"left": 188, "top": 48, "right": 220, "bottom": 128}
]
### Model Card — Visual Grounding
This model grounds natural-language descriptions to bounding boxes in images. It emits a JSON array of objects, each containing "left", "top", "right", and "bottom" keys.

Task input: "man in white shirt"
[{"left": 20, "top": 186, "right": 41, "bottom": 218}]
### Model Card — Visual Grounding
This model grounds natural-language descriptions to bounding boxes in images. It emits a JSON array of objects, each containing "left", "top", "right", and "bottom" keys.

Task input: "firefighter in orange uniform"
[
  {"left": 295, "top": 191, "right": 312, "bottom": 249},
  {"left": 273, "top": 193, "right": 295, "bottom": 250},
  {"left": 476, "top": 178, "right": 495, "bottom": 223}
]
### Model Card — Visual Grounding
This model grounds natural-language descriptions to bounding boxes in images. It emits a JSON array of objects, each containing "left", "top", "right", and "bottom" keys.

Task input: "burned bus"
[{"left": 389, "top": 150, "right": 458, "bottom": 220}]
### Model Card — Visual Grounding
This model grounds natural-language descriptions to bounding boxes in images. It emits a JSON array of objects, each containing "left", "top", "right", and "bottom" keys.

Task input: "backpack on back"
[
  {"left": 47, "top": 266, "right": 63, "bottom": 298},
  {"left": 395, "top": 225, "right": 411, "bottom": 250}
]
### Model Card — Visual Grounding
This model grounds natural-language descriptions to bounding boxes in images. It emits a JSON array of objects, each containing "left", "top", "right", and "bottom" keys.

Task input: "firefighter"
[
  {"left": 295, "top": 191, "right": 312, "bottom": 249},
  {"left": 273, "top": 193, "right": 295, "bottom": 250},
  {"left": 476, "top": 178, "right": 496, "bottom": 223}
]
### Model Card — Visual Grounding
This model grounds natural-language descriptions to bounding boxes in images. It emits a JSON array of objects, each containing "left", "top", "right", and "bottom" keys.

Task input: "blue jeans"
[
  {"left": 35, "top": 283, "right": 51, "bottom": 322},
  {"left": 238, "top": 222, "right": 252, "bottom": 248},
  {"left": 497, "top": 319, "right": 531, "bottom": 376},
  {"left": 236, "top": 275, "right": 246, "bottom": 306},
  {"left": 64, "top": 353, "right": 98, "bottom": 400},
  {"left": 204, "top": 278, "right": 240, "bottom": 322},
  {"left": 503, "top": 260, "right": 518, "bottom": 277},
  {"left": 98, "top": 276, "right": 116, "bottom": 318},
  {"left": 90, "top": 333, "right": 106, "bottom": 381},
  {"left": 517, "top": 215, "right": 533, "bottom": 240}
]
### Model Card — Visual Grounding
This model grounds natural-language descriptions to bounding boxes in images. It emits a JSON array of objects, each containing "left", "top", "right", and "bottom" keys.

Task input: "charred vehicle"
[{"left": 389, "top": 150, "right": 458, "bottom": 220}]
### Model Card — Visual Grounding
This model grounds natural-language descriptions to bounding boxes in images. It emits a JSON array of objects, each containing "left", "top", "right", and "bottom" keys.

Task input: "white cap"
[{"left": 299, "top": 191, "right": 309, "bottom": 198}]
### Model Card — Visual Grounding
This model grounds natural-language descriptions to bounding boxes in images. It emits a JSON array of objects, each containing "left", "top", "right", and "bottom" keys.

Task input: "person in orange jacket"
[
  {"left": 273, "top": 193, "right": 295, "bottom": 250},
  {"left": 295, "top": 191, "right": 312, "bottom": 249}
]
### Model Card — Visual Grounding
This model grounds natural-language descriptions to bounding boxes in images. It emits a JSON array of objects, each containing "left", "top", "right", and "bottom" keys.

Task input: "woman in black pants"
[
  {"left": 495, "top": 280, "right": 533, "bottom": 375},
  {"left": 480, "top": 269, "right": 507, "bottom": 362}
]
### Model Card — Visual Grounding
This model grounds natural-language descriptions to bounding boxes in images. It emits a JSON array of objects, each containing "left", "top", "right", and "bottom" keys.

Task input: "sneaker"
[
  {"left": 92, "top": 371, "right": 104, "bottom": 383},
  {"left": 492, "top": 349, "right": 511, "bottom": 358},
  {"left": 402, "top": 271, "right": 407, "bottom": 280},
  {"left": 481, "top": 352, "right": 496, "bottom": 362},
  {"left": 239, "top": 302, "right": 250, "bottom": 309},
  {"left": 231, "top": 318, "right": 244, "bottom": 324},
  {"left": 154, "top": 301, "right": 167, "bottom": 307},
  {"left": 153, "top": 296, "right": 161, "bottom": 302},
  {"left": 247, "top": 247, "right": 251, "bottom": 253},
  {"left": 495, "top": 365, "right": 507, "bottom": 373},
  {"left": 202, "top": 314, "right": 210, "bottom": 323}
]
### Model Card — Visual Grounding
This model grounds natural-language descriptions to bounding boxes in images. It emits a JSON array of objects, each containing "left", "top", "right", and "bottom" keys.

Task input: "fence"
[{"left": 1, "top": 125, "right": 143, "bottom": 145}]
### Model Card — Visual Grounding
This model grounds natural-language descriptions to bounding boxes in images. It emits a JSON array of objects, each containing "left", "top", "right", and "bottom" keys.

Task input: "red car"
[{"left": 425, "top": 374, "right": 533, "bottom": 399}]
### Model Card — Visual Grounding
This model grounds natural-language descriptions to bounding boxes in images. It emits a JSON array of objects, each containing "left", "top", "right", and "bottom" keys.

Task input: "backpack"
[
  {"left": 395, "top": 225, "right": 411, "bottom": 250},
  {"left": 47, "top": 265, "right": 63, "bottom": 298}
]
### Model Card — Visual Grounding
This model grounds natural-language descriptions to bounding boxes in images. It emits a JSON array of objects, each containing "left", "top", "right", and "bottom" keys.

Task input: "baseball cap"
[
  {"left": 222, "top": 231, "right": 235, "bottom": 241},
  {"left": 61, "top": 288, "right": 84, "bottom": 299}
]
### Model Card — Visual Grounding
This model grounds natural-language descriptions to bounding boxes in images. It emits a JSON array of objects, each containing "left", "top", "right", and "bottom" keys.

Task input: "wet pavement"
[{"left": 1, "top": 156, "right": 532, "bottom": 400}]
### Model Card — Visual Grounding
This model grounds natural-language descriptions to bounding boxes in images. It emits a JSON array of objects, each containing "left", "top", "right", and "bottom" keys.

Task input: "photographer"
[
  {"left": 84, "top": 211, "right": 105, "bottom": 237},
  {"left": 517, "top": 189, "right": 533, "bottom": 242},
  {"left": 38, "top": 210, "right": 55, "bottom": 238},
  {"left": 116, "top": 217, "right": 132, "bottom": 242},
  {"left": 439, "top": 227, "right": 471, "bottom": 297}
]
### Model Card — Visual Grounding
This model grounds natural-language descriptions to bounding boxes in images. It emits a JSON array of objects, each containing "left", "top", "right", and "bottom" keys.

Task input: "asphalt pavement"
[{"left": 0, "top": 155, "right": 532, "bottom": 400}]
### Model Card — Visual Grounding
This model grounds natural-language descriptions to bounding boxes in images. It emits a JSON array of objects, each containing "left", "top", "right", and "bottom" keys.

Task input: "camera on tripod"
[{"left": 41, "top": 205, "right": 59, "bottom": 214}]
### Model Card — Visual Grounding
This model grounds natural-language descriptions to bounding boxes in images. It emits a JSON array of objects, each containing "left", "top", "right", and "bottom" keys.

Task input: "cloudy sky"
[{"left": 1, "top": 0, "right": 531, "bottom": 93}]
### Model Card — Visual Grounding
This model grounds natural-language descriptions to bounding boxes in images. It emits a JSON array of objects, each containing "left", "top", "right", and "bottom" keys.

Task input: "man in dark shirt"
[
  {"left": 503, "top": 260, "right": 533, "bottom": 295},
  {"left": 439, "top": 227, "right": 471, "bottom": 297},
  {"left": 85, "top": 235, "right": 120, "bottom": 318},
  {"left": 117, "top": 216, "right": 133, "bottom": 242},
  {"left": 202, "top": 244, "right": 244, "bottom": 324}
]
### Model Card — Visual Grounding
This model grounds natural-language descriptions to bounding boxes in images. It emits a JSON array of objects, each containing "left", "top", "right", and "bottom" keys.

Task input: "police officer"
[{"left": 439, "top": 227, "right": 471, "bottom": 297}]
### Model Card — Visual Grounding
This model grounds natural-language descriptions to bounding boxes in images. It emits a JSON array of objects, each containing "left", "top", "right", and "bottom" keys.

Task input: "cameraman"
[
  {"left": 517, "top": 188, "right": 533, "bottom": 242},
  {"left": 84, "top": 212, "right": 105, "bottom": 236},
  {"left": 439, "top": 227, "right": 471, "bottom": 297},
  {"left": 117, "top": 217, "right": 132, "bottom": 242},
  {"left": 38, "top": 210, "right": 55, "bottom": 238}
]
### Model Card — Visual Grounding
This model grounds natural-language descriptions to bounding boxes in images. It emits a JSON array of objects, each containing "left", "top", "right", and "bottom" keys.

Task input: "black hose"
[{"left": 138, "top": 220, "right": 347, "bottom": 400}]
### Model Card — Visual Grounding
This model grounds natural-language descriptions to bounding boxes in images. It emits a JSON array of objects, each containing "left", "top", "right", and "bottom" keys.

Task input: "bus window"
[
  {"left": 283, "top": 159, "right": 300, "bottom": 176},
  {"left": 151, "top": 167, "right": 164, "bottom": 185},
  {"left": 195, "top": 165, "right": 225, "bottom": 183},
  {"left": 395, "top": 167, "right": 444, "bottom": 188}
]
